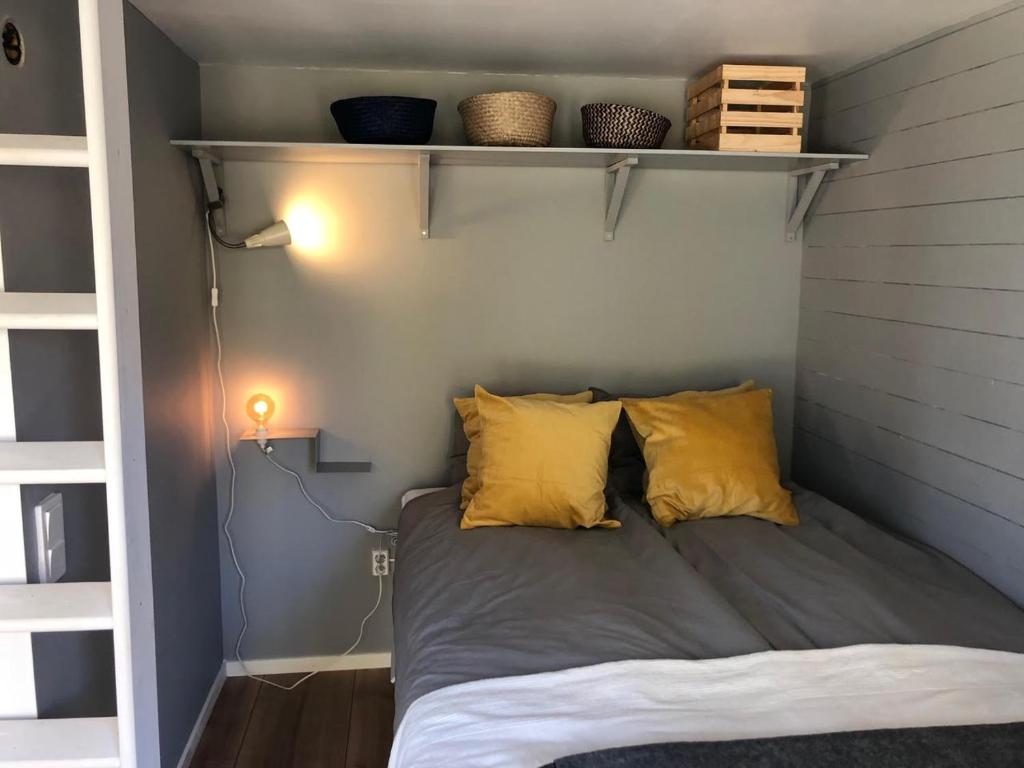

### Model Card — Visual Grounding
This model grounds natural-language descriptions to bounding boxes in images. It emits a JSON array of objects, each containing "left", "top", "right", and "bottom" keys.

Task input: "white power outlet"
[{"left": 371, "top": 548, "right": 390, "bottom": 577}]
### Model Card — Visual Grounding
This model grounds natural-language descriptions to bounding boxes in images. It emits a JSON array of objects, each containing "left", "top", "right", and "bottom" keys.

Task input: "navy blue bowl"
[{"left": 330, "top": 96, "right": 437, "bottom": 144}]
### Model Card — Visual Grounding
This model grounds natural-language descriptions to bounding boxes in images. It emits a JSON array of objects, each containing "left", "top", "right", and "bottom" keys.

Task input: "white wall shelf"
[
  {"left": 173, "top": 139, "right": 867, "bottom": 240},
  {"left": 240, "top": 428, "right": 372, "bottom": 473}
]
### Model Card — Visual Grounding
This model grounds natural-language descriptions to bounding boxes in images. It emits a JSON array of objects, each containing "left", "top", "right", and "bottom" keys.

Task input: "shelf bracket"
[
  {"left": 418, "top": 152, "right": 431, "bottom": 239},
  {"left": 604, "top": 156, "right": 639, "bottom": 241},
  {"left": 192, "top": 149, "right": 227, "bottom": 237},
  {"left": 786, "top": 161, "right": 839, "bottom": 242}
]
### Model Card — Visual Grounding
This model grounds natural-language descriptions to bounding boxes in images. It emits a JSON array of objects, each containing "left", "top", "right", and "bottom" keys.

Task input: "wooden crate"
[{"left": 686, "top": 64, "right": 806, "bottom": 153}]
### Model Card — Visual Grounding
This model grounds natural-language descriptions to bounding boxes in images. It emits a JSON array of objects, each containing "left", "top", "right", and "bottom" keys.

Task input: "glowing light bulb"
[
  {"left": 282, "top": 197, "right": 335, "bottom": 258},
  {"left": 246, "top": 393, "right": 275, "bottom": 433}
]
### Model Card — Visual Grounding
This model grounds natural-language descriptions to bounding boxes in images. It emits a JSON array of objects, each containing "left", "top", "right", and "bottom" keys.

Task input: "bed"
[{"left": 389, "top": 484, "right": 1024, "bottom": 767}]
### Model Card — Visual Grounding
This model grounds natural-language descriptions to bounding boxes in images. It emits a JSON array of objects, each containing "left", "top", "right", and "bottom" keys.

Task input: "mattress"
[
  {"left": 639, "top": 484, "right": 1024, "bottom": 653},
  {"left": 392, "top": 485, "right": 770, "bottom": 722}
]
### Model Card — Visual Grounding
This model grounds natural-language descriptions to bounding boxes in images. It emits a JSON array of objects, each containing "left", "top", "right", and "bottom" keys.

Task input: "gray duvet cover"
[
  {"left": 643, "top": 484, "right": 1024, "bottom": 653},
  {"left": 392, "top": 486, "right": 770, "bottom": 723}
]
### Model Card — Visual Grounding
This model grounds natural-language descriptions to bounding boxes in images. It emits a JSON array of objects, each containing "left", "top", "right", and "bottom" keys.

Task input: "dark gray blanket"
[
  {"left": 644, "top": 485, "right": 1024, "bottom": 653},
  {"left": 393, "top": 486, "right": 770, "bottom": 723},
  {"left": 543, "top": 722, "right": 1024, "bottom": 768}
]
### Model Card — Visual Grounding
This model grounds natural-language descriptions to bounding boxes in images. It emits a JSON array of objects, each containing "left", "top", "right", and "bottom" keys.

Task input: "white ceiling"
[{"left": 133, "top": 0, "right": 1003, "bottom": 80}]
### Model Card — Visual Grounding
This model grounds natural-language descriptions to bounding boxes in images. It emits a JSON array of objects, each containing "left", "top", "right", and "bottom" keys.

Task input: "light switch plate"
[{"left": 34, "top": 493, "right": 66, "bottom": 583}]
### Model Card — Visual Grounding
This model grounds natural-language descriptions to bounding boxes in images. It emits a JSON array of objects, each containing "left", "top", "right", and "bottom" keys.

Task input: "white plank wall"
[{"left": 797, "top": 3, "right": 1024, "bottom": 605}]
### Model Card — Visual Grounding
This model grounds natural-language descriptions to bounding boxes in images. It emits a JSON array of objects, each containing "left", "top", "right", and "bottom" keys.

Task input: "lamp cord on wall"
[
  {"left": 206, "top": 225, "right": 390, "bottom": 692},
  {"left": 262, "top": 450, "right": 396, "bottom": 536},
  {"left": 207, "top": 208, "right": 246, "bottom": 249}
]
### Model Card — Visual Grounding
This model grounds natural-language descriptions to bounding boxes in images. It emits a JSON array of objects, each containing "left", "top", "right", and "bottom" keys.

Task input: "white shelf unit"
[
  {"left": 0, "top": 717, "right": 119, "bottom": 768},
  {"left": 173, "top": 140, "right": 868, "bottom": 240},
  {"left": 0, "top": 583, "right": 114, "bottom": 633},
  {"left": 0, "top": 293, "right": 99, "bottom": 330},
  {"left": 0, "top": 134, "right": 90, "bottom": 168},
  {"left": 0, "top": 442, "right": 106, "bottom": 485}
]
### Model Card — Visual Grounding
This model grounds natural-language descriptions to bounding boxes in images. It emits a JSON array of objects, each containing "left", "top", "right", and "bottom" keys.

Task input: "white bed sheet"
[{"left": 389, "top": 644, "right": 1024, "bottom": 768}]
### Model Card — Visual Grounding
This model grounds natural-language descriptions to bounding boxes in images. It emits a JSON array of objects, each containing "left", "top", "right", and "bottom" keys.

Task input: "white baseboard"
[
  {"left": 175, "top": 661, "right": 226, "bottom": 768},
  {"left": 225, "top": 651, "right": 391, "bottom": 677}
]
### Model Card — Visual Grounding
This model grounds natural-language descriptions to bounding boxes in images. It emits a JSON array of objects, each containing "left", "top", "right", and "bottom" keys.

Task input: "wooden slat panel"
[
  {"left": 811, "top": 6, "right": 1024, "bottom": 118},
  {"left": 189, "top": 676, "right": 260, "bottom": 768},
  {"left": 801, "top": 277, "right": 1024, "bottom": 337},
  {"left": 721, "top": 64, "right": 805, "bottom": 82},
  {"left": 798, "top": 309, "right": 1024, "bottom": 385},
  {"left": 800, "top": 5, "right": 1024, "bottom": 616},
  {"left": 690, "top": 132, "right": 802, "bottom": 152},
  {"left": 686, "top": 65, "right": 724, "bottom": 100},
  {"left": 815, "top": 150, "right": 1024, "bottom": 214},
  {"left": 826, "top": 101, "right": 1024, "bottom": 182},
  {"left": 690, "top": 87, "right": 805, "bottom": 121},
  {"left": 802, "top": 245, "right": 1024, "bottom": 291},
  {"left": 795, "top": 394, "right": 1024, "bottom": 525},
  {"left": 687, "top": 65, "right": 804, "bottom": 101},
  {"left": 687, "top": 109, "right": 802, "bottom": 139},
  {"left": 812, "top": 54, "right": 1024, "bottom": 147},
  {"left": 793, "top": 430, "right": 1024, "bottom": 606},
  {"left": 805, "top": 198, "right": 1024, "bottom": 247},
  {"left": 797, "top": 366, "right": 1024, "bottom": 480},
  {"left": 725, "top": 87, "right": 805, "bottom": 108},
  {"left": 721, "top": 111, "right": 803, "bottom": 129},
  {"left": 345, "top": 669, "right": 394, "bottom": 768},
  {"left": 798, "top": 335, "right": 1024, "bottom": 433}
]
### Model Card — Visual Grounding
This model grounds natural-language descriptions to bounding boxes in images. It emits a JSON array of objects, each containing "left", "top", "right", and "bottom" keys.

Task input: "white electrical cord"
[
  {"left": 206, "top": 226, "right": 390, "bottom": 692},
  {"left": 262, "top": 451, "right": 396, "bottom": 535}
]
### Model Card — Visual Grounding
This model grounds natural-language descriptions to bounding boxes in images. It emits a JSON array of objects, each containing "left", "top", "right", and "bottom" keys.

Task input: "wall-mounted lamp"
[
  {"left": 243, "top": 221, "right": 291, "bottom": 249},
  {"left": 210, "top": 216, "right": 292, "bottom": 251},
  {"left": 193, "top": 150, "right": 293, "bottom": 250},
  {"left": 246, "top": 393, "right": 276, "bottom": 449}
]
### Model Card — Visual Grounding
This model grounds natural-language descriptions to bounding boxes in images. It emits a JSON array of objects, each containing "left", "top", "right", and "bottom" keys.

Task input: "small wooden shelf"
[
  {"left": 175, "top": 139, "right": 866, "bottom": 241},
  {"left": 240, "top": 428, "right": 371, "bottom": 474}
]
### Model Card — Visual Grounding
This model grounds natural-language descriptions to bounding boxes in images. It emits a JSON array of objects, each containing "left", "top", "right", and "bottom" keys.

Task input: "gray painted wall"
[
  {"left": 0, "top": 0, "right": 116, "bottom": 719},
  {"left": 125, "top": 3, "right": 223, "bottom": 766},
  {"left": 201, "top": 65, "right": 804, "bottom": 660},
  {"left": 796, "top": 3, "right": 1024, "bottom": 606}
]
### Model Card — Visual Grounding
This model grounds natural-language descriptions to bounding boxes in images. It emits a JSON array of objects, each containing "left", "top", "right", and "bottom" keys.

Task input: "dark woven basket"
[
  {"left": 581, "top": 103, "right": 672, "bottom": 149},
  {"left": 330, "top": 96, "right": 437, "bottom": 144}
]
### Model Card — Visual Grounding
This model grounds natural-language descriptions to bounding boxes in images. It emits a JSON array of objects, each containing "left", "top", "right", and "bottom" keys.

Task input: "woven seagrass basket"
[
  {"left": 581, "top": 103, "right": 672, "bottom": 149},
  {"left": 458, "top": 91, "right": 557, "bottom": 147}
]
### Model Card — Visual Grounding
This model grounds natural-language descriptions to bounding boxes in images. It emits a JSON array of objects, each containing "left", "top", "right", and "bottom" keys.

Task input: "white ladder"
[{"left": 0, "top": 2, "right": 150, "bottom": 766}]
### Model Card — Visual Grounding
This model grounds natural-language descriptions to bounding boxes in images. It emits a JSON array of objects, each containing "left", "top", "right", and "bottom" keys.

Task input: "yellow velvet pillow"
[
  {"left": 661, "top": 379, "right": 756, "bottom": 402},
  {"left": 625, "top": 379, "right": 757, "bottom": 455},
  {"left": 622, "top": 388, "right": 798, "bottom": 527},
  {"left": 455, "top": 388, "right": 593, "bottom": 510},
  {"left": 462, "top": 386, "right": 622, "bottom": 530}
]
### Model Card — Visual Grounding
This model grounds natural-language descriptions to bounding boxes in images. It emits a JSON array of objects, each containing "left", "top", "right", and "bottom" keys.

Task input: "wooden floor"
[{"left": 190, "top": 669, "right": 395, "bottom": 768}]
